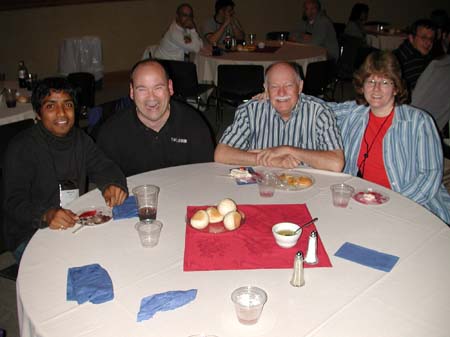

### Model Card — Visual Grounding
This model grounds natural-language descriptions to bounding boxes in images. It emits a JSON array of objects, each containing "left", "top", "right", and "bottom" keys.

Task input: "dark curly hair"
[
  {"left": 31, "top": 77, "right": 77, "bottom": 115},
  {"left": 353, "top": 50, "right": 409, "bottom": 105}
]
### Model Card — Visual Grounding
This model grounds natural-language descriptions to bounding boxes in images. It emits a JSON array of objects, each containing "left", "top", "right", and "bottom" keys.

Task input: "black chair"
[
  {"left": 216, "top": 64, "right": 265, "bottom": 125},
  {"left": 266, "top": 31, "right": 290, "bottom": 41},
  {"left": 333, "top": 22, "right": 346, "bottom": 41},
  {"left": 354, "top": 46, "right": 378, "bottom": 70},
  {"left": 67, "top": 72, "right": 96, "bottom": 126},
  {"left": 157, "top": 59, "right": 214, "bottom": 109},
  {"left": 0, "top": 119, "right": 35, "bottom": 255},
  {"left": 303, "top": 60, "right": 335, "bottom": 100}
]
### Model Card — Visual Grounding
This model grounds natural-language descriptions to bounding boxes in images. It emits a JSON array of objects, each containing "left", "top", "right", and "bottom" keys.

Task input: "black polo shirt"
[{"left": 97, "top": 99, "right": 214, "bottom": 177}]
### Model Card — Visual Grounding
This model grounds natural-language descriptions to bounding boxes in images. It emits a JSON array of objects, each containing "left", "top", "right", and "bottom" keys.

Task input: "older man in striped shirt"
[{"left": 214, "top": 62, "right": 344, "bottom": 171}]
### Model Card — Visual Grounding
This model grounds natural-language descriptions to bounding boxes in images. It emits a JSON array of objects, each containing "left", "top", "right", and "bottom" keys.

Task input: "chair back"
[
  {"left": 336, "top": 34, "right": 365, "bottom": 79},
  {"left": 142, "top": 45, "right": 159, "bottom": 60},
  {"left": 159, "top": 60, "right": 201, "bottom": 99},
  {"left": 303, "top": 60, "right": 334, "bottom": 97},
  {"left": 217, "top": 64, "right": 264, "bottom": 100},
  {"left": 354, "top": 46, "right": 378, "bottom": 71},
  {"left": 333, "top": 23, "right": 346, "bottom": 41},
  {"left": 67, "top": 72, "right": 95, "bottom": 126},
  {"left": 266, "top": 31, "right": 290, "bottom": 41},
  {"left": 0, "top": 119, "right": 35, "bottom": 172}
]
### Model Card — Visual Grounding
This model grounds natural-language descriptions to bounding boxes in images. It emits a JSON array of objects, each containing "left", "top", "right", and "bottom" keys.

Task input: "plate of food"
[
  {"left": 77, "top": 206, "right": 113, "bottom": 226},
  {"left": 352, "top": 189, "right": 389, "bottom": 205},
  {"left": 237, "top": 44, "right": 256, "bottom": 52},
  {"left": 275, "top": 171, "right": 315, "bottom": 191},
  {"left": 188, "top": 198, "right": 245, "bottom": 234}
]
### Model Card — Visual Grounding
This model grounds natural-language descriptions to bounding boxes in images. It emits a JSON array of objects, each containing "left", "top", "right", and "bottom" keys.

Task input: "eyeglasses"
[
  {"left": 415, "top": 34, "right": 434, "bottom": 43},
  {"left": 364, "top": 79, "right": 394, "bottom": 89}
]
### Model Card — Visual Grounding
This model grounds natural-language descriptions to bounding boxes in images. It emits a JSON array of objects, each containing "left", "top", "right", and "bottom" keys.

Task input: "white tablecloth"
[
  {"left": 366, "top": 33, "right": 406, "bottom": 50},
  {"left": 0, "top": 81, "right": 35, "bottom": 126},
  {"left": 195, "top": 41, "right": 327, "bottom": 84},
  {"left": 17, "top": 163, "right": 450, "bottom": 337}
]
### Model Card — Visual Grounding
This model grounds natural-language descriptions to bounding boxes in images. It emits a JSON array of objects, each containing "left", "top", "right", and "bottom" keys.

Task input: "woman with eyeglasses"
[{"left": 329, "top": 50, "right": 450, "bottom": 224}]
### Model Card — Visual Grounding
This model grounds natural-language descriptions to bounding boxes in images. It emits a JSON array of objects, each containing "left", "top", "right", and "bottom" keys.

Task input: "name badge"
[{"left": 59, "top": 181, "right": 79, "bottom": 208}]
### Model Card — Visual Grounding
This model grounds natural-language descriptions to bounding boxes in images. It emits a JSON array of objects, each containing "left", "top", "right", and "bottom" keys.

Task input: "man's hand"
[
  {"left": 103, "top": 185, "right": 127, "bottom": 207},
  {"left": 44, "top": 208, "right": 78, "bottom": 230},
  {"left": 253, "top": 146, "right": 302, "bottom": 168}
]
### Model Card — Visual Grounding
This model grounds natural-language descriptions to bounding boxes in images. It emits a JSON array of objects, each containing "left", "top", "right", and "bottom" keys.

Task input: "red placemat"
[{"left": 184, "top": 204, "right": 332, "bottom": 271}]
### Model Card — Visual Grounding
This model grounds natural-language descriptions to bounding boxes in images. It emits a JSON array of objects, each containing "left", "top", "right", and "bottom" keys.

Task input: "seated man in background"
[
  {"left": 97, "top": 60, "right": 214, "bottom": 177},
  {"left": 394, "top": 19, "right": 436, "bottom": 92},
  {"left": 214, "top": 62, "right": 344, "bottom": 172},
  {"left": 203, "top": 0, "right": 245, "bottom": 45},
  {"left": 344, "top": 3, "right": 369, "bottom": 40},
  {"left": 3, "top": 77, "right": 128, "bottom": 261},
  {"left": 290, "top": 0, "right": 339, "bottom": 61},
  {"left": 153, "top": 3, "right": 204, "bottom": 61}
]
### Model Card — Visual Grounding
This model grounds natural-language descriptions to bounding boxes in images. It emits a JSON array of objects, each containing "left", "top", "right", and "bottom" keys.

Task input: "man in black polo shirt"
[{"left": 97, "top": 60, "right": 214, "bottom": 177}]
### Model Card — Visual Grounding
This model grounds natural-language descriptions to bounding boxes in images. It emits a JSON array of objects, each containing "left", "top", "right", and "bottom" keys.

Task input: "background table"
[
  {"left": 195, "top": 42, "right": 327, "bottom": 84},
  {"left": 366, "top": 32, "right": 406, "bottom": 50},
  {"left": 17, "top": 163, "right": 450, "bottom": 337},
  {"left": 0, "top": 81, "right": 35, "bottom": 126}
]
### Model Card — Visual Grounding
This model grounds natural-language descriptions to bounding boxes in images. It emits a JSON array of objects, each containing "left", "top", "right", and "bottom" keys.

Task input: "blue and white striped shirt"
[
  {"left": 329, "top": 100, "right": 450, "bottom": 225},
  {"left": 219, "top": 94, "right": 343, "bottom": 152}
]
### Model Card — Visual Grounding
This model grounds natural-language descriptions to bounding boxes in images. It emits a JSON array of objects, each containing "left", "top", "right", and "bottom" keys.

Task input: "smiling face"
[
  {"left": 363, "top": 74, "right": 397, "bottom": 117},
  {"left": 130, "top": 62, "right": 174, "bottom": 131},
  {"left": 37, "top": 90, "right": 75, "bottom": 137},
  {"left": 265, "top": 63, "right": 303, "bottom": 120}
]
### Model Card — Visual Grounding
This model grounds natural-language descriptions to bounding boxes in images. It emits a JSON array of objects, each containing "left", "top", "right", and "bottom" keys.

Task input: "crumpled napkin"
[
  {"left": 334, "top": 242, "right": 399, "bottom": 272},
  {"left": 67, "top": 263, "right": 114, "bottom": 304},
  {"left": 137, "top": 289, "right": 197, "bottom": 322},
  {"left": 112, "top": 196, "right": 138, "bottom": 220}
]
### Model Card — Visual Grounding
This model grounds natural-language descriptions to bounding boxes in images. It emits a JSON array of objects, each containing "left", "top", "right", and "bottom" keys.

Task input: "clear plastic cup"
[
  {"left": 330, "top": 183, "right": 354, "bottom": 208},
  {"left": 231, "top": 286, "right": 267, "bottom": 325},
  {"left": 132, "top": 185, "right": 160, "bottom": 221},
  {"left": 256, "top": 172, "right": 276, "bottom": 197},
  {"left": 135, "top": 220, "right": 163, "bottom": 247}
]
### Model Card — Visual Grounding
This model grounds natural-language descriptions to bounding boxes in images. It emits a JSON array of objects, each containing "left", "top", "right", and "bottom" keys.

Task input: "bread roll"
[
  {"left": 217, "top": 198, "right": 237, "bottom": 216},
  {"left": 298, "top": 177, "right": 313, "bottom": 187},
  {"left": 190, "top": 210, "right": 209, "bottom": 229},
  {"left": 206, "top": 207, "right": 223, "bottom": 223},
  {"left": 223, "top": 211, "right": 242, "bottom": 231},
  {"left": 17, "top": 95, "right": 28, "bottom": 103}
]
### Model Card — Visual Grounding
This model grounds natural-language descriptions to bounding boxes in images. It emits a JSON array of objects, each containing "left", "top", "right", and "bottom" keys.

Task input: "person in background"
[
  {"left": 394, "top": 19, "right": 436, "bottom": 92},
  {"left": 290, "top": 0, "right": 339, "bottom": 61},
  {"left": 203, "top": 0, "right": 245, "bottom": 45},
  {"left": 97, "top": 60, "right": 214, "bottom": 177},
  {"left": 2, "top": 77, "right": 128, "bottom": 262},
  {"left": 327, "top": 50, "right": 450, "bottom": 224},
  {"left": 344, "top": 3, "right": 369, "bottom": 40},
  {"left": 430, "top": 9, "right": 449, "bottom": 57},
  {"left": 153, "top": 3, "right": 204, "bottom": 61},
  {"left": 214, "top": 61, "right": 344, "bottom": 172}
]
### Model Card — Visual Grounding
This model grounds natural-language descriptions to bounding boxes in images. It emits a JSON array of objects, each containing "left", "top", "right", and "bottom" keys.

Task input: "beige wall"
[{"left": 1, "top": 0, "right": 449, "bottom": 80}]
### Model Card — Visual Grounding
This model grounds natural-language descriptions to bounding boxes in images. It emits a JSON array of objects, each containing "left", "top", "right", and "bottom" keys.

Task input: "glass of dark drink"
[
  {"left": 4, "top": 88, "right": 17, "bottom": 108},
  {"left": 132, "top": 185, "right": 160, "bottom": 221}
]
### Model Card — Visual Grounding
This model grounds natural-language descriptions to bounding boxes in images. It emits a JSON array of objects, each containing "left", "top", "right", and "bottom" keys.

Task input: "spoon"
[
  {"left": 72, "top": 218, "right": 88, "bottom": 234},
  {"left": 295, "top": 217, "right": 318, "bottom": 234}
]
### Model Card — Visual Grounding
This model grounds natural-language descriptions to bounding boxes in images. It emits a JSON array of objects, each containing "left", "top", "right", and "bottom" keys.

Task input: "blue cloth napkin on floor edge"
[
  {"left": 67, "top": 263, "right": 114, "bottom": 304},
  {"left": 113, "top": 196, "right": 138, "bottom": 220},
  {"left": 137, "top": 289, "right": 198, "bottom": 322},
  {"left": 334, "top": 242, "right": 399, "bottom": 272}
]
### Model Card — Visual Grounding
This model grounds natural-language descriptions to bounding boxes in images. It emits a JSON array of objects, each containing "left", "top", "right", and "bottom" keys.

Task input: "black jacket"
[{"left": 2, "top": 122, "right": 127, "bottom": 251}]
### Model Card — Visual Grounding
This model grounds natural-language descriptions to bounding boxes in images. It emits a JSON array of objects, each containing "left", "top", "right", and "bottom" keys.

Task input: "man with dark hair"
[
  {"left": 153, "top": 3, "right": 204, "bottom": 61},
  {"left": 214, "top": 62, "right": 344, "bottom": 171},
  {"left": 291, "top": 0, "right": 339, "bottom": 61},
  {"left": 97, "top": 60, "right": 214, "bottom": 177},
  {"left": 394, "top": 19, "right": 437, "bottom": 91},
  {"left": 3, "top": 77, "right": 127, "bottom": 261},
  {"left": 203, "top": 0, "right": 245, "bottom": 45}
]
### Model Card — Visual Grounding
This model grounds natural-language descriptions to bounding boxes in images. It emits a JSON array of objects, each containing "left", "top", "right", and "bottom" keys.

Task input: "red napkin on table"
[{"left": 184, "top": 204, "right": 332, "bottom": 271}]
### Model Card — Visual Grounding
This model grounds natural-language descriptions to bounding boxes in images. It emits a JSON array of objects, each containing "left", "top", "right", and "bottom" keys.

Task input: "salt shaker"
[
  {"left": 290, "top": 251, "right": 305, "bottom": 287},
  {"left": 305, "top": 231, "right": 318, "bottom": 265}
]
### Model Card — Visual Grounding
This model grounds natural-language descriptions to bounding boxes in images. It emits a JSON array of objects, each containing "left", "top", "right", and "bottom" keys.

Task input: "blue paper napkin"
[
  {"left": 112, "top": 196, "right": 138, "bottom": 220},
  {"left": 67, "top": 263, "right": 114, "bottom": 304},
  {"left": 334, "top": 242, "right": 399, "bottom": 272},
  {"left": 137, "top": 289, "right": 197, "bottom": 322}
]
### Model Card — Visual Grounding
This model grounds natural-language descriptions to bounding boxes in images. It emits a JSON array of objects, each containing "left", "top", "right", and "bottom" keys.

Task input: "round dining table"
[
  {"left": 17, "top": 163, "right": 450, "bottom": 337},
  {"left": 195, "top": 41, "right": 327, "bottom": 84}
]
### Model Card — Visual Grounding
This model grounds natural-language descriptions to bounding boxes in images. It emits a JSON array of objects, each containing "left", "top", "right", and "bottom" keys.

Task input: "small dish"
[
  {"left": 352, "top": 188, "right": 389, "bottom": 205},
  {"left": 272, "top": 222, "right": 301, "bottom": 248},
  {"left": 275, "top": 171, "right": 315, "bottom": 191},
  {"left": 76, "top": 206, "right": 112, "bottom": 226}
]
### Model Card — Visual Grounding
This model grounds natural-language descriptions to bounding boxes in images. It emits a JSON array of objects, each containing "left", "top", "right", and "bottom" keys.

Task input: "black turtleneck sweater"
[{"left": 2, "top": 122, "right": 127, "bottom": 251}]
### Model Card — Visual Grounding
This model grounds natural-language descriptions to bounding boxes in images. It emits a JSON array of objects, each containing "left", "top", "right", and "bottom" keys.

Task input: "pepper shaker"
[
  {"left": 305, "top": 231, "right": 318, "bottom": 265},
  {"left": 290, "top": 251, "right": 305, "bottom": 287}
]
